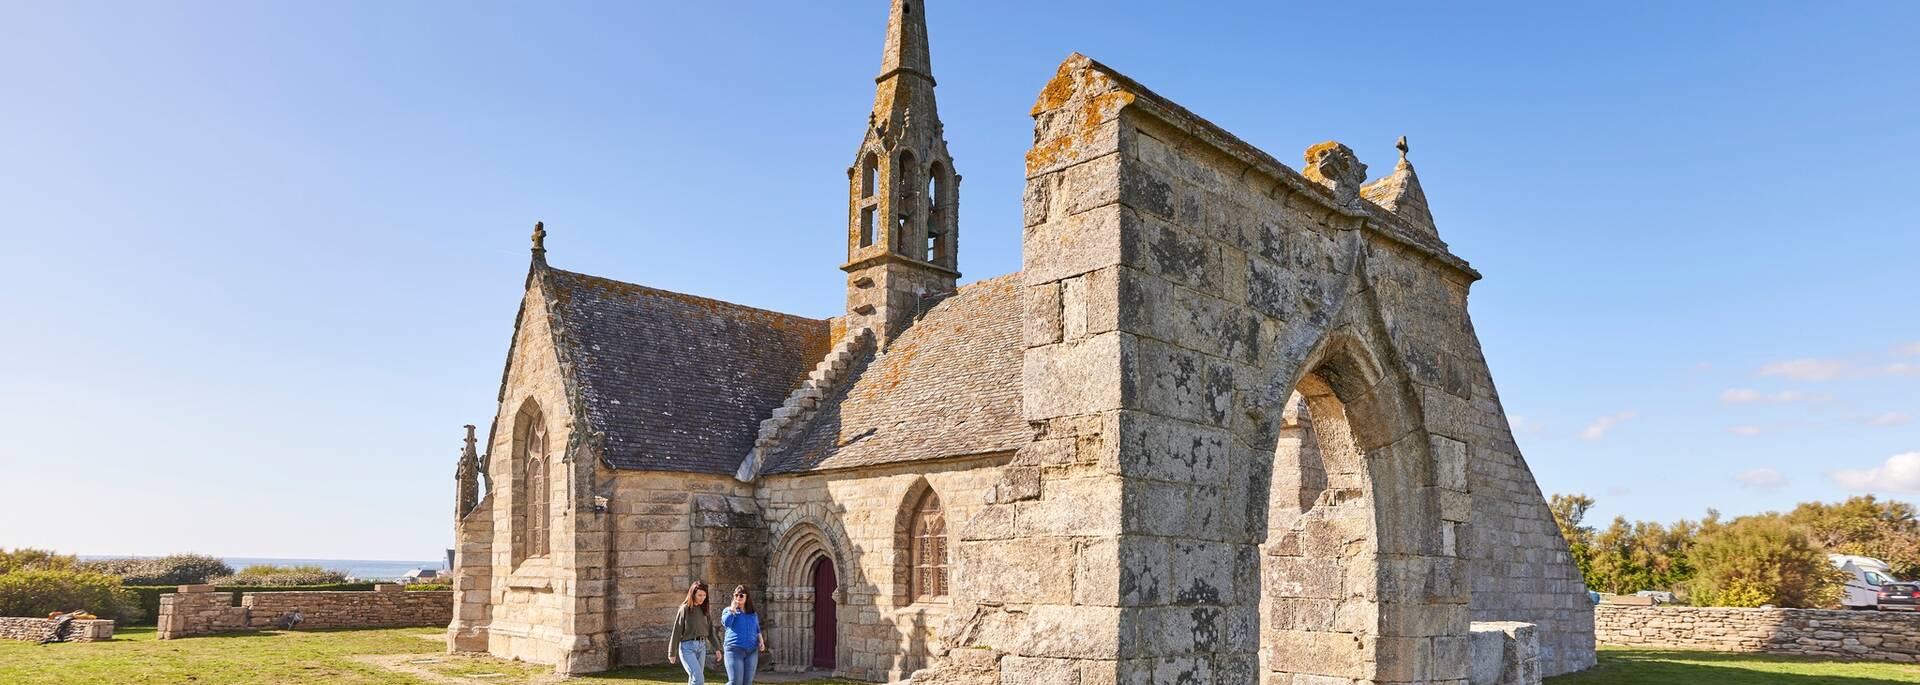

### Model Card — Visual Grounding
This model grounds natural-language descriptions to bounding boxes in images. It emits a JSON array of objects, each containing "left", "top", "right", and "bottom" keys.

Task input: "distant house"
[{"left": 401, "top": 569, "right": 443, "bottom": 584}]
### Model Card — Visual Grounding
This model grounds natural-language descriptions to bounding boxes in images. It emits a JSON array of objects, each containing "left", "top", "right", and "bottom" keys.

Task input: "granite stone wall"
[
  {"left": 1597, "top": 605, "right": 1920, "bottom": 662},
  {"left": 757, "top": 456, "right": 1008, "bottom": 682},
  {"left": 470, "top": 278, "right": 593, "bottom": 671},
  {"left": 0, "top": 616, "right": 115, "bottom": 642},
  {"left": 917, "top": 53, "right": 1593, "bottom": 685},
  {"left": 598, "top": 471, "right": 764, "bottom": 668},
  {"left": 157, "top": 585, "right": 451, "bottom": 639}
]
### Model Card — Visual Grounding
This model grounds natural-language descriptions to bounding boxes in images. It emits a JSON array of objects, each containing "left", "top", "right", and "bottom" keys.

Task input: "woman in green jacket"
[{"left": 667, "top": 580, "right": 722, "bottom": 684}]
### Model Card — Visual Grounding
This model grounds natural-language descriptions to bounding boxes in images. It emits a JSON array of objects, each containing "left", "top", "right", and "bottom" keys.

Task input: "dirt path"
[{"left": 351, "top": 653, "right": 568, "bottom": 685}]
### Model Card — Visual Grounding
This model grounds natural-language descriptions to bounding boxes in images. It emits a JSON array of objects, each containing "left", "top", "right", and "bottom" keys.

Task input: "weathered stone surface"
[{"left": 1469, "top": 622, "right": 1539, "bottom": 685}]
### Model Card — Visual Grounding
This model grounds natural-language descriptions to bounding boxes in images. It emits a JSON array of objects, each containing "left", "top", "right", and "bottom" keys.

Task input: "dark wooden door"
[{"left": 811, "top": 557, "right": 837, "bottom": 669}]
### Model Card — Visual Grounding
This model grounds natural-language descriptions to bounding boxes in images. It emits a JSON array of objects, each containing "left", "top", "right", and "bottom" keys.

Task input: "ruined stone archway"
[{"left": 1248, "top": 324, "right": 1464, "bottom": 683}]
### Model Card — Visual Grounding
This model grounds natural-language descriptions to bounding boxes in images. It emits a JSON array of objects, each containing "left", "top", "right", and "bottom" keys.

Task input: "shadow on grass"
[
  {"left": 1550, "top": 649, "right": 1920, "bottom": 684},
  {"left": 578, "top": 664, "right": 855, "bottom": 684}
]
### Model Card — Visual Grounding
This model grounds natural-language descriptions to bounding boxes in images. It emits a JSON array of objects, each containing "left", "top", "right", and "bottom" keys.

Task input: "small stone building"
[{"left": 446, "top": 2, "right": 1596, "bottom": 682}]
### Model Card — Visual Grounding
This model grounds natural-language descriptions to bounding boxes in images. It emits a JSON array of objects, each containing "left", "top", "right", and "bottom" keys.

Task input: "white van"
[{"left": 1831, "top": 554, "right": 1899, "bottom": 609}]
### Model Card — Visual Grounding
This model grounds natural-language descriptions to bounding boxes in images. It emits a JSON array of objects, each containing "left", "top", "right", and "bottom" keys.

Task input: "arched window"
[
  {"left": 894, "top": 150, "right": 918, "bottom": 252},
  {"left": 861, "top": 153, "right": 878, "bottom": 199},
  {"left": 514, "top": 402, "right": 551, "bottom": 561},
  {"left": 926, "top": 161, "right": 947, "bottom": 263},
  {"left": 859, "top": 152, "right": 880, "bottom": 248},
  {"left": 908, "top": 488, "right": 947, "bottom": 601}
]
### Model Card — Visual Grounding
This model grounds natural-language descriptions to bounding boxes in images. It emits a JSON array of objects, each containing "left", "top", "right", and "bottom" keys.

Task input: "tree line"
[{"left": 1550, "top": 494, "right": 1920, "bottom": 608}]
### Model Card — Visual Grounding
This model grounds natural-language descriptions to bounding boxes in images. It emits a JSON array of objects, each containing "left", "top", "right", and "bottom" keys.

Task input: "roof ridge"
[{"left": 546, "top": 267, "right": 829, "bottom": 324}]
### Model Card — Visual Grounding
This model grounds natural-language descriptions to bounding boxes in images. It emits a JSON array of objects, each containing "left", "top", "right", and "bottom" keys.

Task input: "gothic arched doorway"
[{"left": 810, "top": 557, "right": 837, "bottom": 670}]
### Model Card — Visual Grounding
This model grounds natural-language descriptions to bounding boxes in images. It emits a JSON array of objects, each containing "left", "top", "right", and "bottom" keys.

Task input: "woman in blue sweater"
[{"left": 720, "top": 585, "right": 766, "bottom": 685}]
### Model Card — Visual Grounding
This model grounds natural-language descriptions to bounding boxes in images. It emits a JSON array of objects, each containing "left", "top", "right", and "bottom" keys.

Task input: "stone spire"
[
  {"left": 843, "top": 0, "right": 960, "bottom": 343},
  {"left": 456, "top": 424, "right": 480, "bottom": 520},
  {"left": 877, "top": 0, "right": 933, "bottom": 85},
  {"left": 1361, "top": 137, "right": 1436, "bottom": 235}
]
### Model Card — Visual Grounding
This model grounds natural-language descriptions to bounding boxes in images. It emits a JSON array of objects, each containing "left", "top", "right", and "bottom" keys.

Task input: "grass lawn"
[
  {"left": 0, "top": 626, "right": 854, "bottom": 685},
  {"left": 1548, "top": 647, "right": 1920, "bottom": 684},
  {"left": 17, "top": 630, "right": 1920, "bottom": 685}
]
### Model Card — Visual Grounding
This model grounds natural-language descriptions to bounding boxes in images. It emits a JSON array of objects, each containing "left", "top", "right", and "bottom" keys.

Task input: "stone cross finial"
[
  {"left": 530, "top": 221, "right": 546, "bottom": 255},
  {"left": 1396, "top": 136, "right": 1409, "bottom": 164},
  {"left": 1303, "top": 141, "right": 1368, "bottom": 206}
]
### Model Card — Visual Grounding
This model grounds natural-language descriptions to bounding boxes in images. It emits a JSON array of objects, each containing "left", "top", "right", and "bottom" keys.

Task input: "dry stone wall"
[
  {"left": 1597, "top": 605, "right": 1920, "bottom": 662},
  {"left": 244, "top": 588, "right": 452, "bottom": 630},
  {"left": 157, "top": 585, "right": 451, "bottom": 639},
  {"left": 0, "top": 616, "right": 115, "bottom": 642}
]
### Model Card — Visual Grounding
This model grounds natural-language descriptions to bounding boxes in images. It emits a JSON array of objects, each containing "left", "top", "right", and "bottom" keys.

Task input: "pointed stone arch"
[
  {"left": 766, "top": 503, "right": 853, "bottom": 674},
  {"left": 890, "top": 477, "right": 952, "bottom": 608},
  {"left": 1247, "top": 301, "right": 1463, "bottom": 683},
  {"left": 509, "top": 397, "right": 552, "bottom": 565}
]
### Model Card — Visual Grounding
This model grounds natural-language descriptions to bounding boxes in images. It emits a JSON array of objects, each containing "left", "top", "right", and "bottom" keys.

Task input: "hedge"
[
  {"left": 0, "top": 569, "right": 139, "bottom": 621},
  {"left": 80, "top": 554, "right": 232, "bottom": 586},
  {"left": 124, "top": 582, "right": 378, "bottom": 626}
]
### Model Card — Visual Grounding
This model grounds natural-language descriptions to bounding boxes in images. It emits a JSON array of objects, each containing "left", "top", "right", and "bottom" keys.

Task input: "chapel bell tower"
[{"left": 843, "top": 0, "right": 960, "bottom": 341}]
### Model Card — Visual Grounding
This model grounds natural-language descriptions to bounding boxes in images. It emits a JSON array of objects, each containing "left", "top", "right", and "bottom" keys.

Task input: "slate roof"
[
  {"left": 762, "top": 274, "right": 1028, "bottom": 474},
  {"left": 540, "top": 267, "right": 832, "bottom": 473}
]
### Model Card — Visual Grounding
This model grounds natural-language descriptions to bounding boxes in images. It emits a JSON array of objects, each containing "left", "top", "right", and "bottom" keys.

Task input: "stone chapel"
[{"left": 447, "top": 2, "right": 1596, "bottom": 682}]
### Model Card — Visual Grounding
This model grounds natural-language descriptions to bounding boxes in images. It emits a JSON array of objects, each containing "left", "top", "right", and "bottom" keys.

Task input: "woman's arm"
[{"left": 667, "top": 606, "right": 684, "bottom": 662}]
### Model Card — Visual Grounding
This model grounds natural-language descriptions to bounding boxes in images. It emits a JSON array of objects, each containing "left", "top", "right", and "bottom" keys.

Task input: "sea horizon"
[{"left": 78, "top": 554, "right": 448, "bottom": 582}]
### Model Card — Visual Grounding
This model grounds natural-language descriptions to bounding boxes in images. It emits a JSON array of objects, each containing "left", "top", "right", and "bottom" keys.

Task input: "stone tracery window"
[
  {"left": 514, "top": 402, "right": 551, "bottom": 561},
  {"left": 908, "top": 488, "right": 947, "bottom": 601}
]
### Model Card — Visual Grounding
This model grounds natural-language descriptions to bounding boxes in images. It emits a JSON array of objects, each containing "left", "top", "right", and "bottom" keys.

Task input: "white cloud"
[
  {"left": 1734, "top": 468, "right": 1789, "bottom": 491},
  {"left": 1898, "top": 342, "right": 1920, "bottom": 357},
  {"left": 1831, "top": 452, "right": 1920, "bottom": 493},
  {"left": 1508, "top": 415, "right": 1545, "bottom": 435},
  {"left": 1577, "top": 410, "right": 1639, "bottom": 441},
  {"left": 1727, "top": 425, "right": 1767, "bottom": 437},
  {"left": 1605, "top": 485, "right": 1633, "bottom": 497},
  {"left": 1758, "top": 357, "right": 1920, "bottom": 381},
  {"left": 1865, "top": 412, "right": 1916, "bottom": 428},
  {"left": 1719, "top": 388, "right": 1831, "bottom": 404},
  {"left": 1759, "top": 358, "right": 1851, "bottom": 381}
]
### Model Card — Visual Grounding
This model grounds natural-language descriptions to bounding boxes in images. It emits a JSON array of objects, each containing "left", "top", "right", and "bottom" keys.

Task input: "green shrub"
[
  {"left": 0, "top": 568, "right": 138, "bottom": 621},
  {"left": 207, "top": 564, "right": 348, "bottom": 586},
  {"left": 0, "top": 548, "right": 79, "bottom": 574},
  {"left": 82, "top": 554, "right": 232, "bottom": 586},
  {"left": 1688, "top": 515, "right": 1847, "bottom": 608},
  {"left": 404, "top": 583, "right": 451, "bottom": 591}
]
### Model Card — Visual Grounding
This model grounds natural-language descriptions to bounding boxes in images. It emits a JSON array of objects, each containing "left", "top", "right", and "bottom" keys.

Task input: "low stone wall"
[
  {"left": 1597, "top": 605, "right": 1920, "bottom": 662},
  {"left": 0, "top": 616, "right": 115, "bottom": 642},
  {"left": 158, "top": 584, "right": 453, "bottom": 639}
]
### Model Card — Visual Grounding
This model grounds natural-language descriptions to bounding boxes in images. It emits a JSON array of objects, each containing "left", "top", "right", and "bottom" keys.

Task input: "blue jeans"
[
  {"left": 723, "top": 647, "right": 758, "bottom": 685},
  {"left": 676, "top": 640, "right": 710, "bottom": 684}
]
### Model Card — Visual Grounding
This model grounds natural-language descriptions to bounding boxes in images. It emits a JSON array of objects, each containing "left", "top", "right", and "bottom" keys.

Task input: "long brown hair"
[
  {"left": 730, "top": 585, "right": 756, "bottom": 614},
  {"left": 684, "top": 581, "right": 711, "bottom": 615}
]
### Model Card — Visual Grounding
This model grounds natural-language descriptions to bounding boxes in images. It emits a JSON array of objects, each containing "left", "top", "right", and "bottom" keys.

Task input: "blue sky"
[{"left": 1, "top": 1, "right": 1914, "bottom": 559}]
